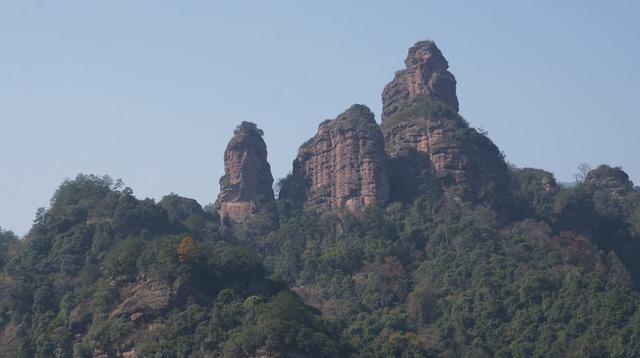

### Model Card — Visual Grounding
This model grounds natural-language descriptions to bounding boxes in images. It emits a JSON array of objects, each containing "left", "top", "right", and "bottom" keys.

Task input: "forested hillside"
[
  {"left": 0, "top": 175, "right": 347, "bottom": 357},
  {"left": 243, "top": 163, "right": 640, "bottom": 356},
  {"left": 1, "top": 40, "right": 640, "bottom": 357},
  {"left": 2, "top": 165, "right": 640, "bottom": 357}
]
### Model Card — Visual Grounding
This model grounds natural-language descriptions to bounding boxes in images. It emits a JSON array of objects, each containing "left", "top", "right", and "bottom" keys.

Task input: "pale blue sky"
[{"left": 1, "top": 1, "right": 638, "bottom": 235}]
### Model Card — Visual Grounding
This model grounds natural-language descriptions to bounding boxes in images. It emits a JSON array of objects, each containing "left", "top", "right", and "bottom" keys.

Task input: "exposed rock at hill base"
[
  {"left": 108, "top": 276, "right": 176, "bottom": 321},
  {"left": 279, "top": 105, "right": 389, "bottom": 213},
  {"left": 216, "top": 122, "right": 274, "bottom": 225}
]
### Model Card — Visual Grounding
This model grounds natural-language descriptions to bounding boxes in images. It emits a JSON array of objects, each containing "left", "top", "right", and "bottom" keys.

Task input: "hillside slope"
[{"left": 2, "top": 40, "right": 640, "bottom": 357}]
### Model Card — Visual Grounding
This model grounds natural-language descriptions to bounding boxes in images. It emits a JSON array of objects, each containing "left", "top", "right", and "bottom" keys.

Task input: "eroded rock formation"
[
  {"left": 279, "top": 105, "right": 389, "bottom": 213},
  {"left": 216, "top": 122, "right": 274, "bottom": 225},
  {"left": 382, "top": 100, "right": 469, "bottom": 187},
  {"left": 585, "top": 165, "right": 634, "bottom": 196},
  {"left": 381, "top": 40, "right": 459, "bottom": 122},
  {"left": 381, "top": 41, "right": 509, "bottom": 206}
]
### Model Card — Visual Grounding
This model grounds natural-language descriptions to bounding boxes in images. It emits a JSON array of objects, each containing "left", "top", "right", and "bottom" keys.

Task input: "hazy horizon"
[{"left": 2, "top": 1, "right": 639, "bottom": 236}]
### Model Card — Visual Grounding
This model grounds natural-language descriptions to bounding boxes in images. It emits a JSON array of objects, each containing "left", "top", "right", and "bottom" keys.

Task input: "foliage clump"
[{"left": 234, "top": 121, "right": 264, "bottom": 137}]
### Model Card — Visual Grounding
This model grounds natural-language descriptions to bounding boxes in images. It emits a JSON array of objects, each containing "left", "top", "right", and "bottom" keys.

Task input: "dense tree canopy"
[
  {"left": 0, "top": 175, "right": 346, "bottom": 357},
  {"left": 1, "top": 167, "right": 639, "bottom": 357}
]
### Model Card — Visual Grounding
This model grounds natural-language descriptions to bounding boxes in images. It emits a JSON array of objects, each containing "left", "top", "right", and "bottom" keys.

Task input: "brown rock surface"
[
  {"left": 279, "top": 105, "right": 389, "bottom": 213},
  {"left": 121, "top": 350, "right": 137, "bottom": 358},
  {"left": 109, "top": 276, "right": 176, "bottom": 320},
  {"left": 381, "top": 40, "right": 458, "bottom": 122},
  {"left": 382, "top": 101, "right": 469, "bottom": 187},
  {"left": 216, "top": 122, "right": 275, "bottom": 225},
  {"left": 0, "top": 323, "right": 18, "bottom": 353},
  {"left": 381, "top": 41, "right": 509, "bottom": 206}
]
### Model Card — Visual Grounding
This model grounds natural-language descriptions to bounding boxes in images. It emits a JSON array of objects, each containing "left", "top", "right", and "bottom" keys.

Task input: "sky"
[{"left": 1, "top": 1, "right": 638, "bottom": 236}]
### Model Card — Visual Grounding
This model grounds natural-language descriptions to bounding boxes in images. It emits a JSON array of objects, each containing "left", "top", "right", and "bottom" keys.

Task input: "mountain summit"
[{"left": 382, "top": 40, "right": 459, "bottom": 122}]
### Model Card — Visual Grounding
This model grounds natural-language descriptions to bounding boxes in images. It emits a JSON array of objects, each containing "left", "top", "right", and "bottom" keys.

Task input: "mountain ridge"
[{"left": 1, "top": 40, "right": 639, "bottom": 357}]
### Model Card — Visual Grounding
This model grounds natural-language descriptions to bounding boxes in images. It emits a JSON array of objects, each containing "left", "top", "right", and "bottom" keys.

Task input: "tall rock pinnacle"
[
  {"left": 381, "top": 40, "right": 459, "bottom": 122},
  {"left": 216, "top": 122, "right": 274, "bottom": 225},
  {"left": 381, "top": 41, "right": 509, "bottom": 207},
  {"left": 279, "top": 105, "right": 389, "bottom": 213}
]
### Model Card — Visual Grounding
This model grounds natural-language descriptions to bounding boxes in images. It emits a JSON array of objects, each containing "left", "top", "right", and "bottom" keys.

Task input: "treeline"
[
  {"left": 1, "top": 164, "right": 640, "bottom": 356},
  {"left": 0, "top": 175, "right": 347, "bottom": 357},
  {"left": 238, "top": 164, "right": 640, "bottom": 356}
]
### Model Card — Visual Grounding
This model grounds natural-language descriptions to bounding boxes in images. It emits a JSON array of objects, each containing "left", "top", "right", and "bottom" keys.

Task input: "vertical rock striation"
[
  {"left": 216, "top": 122, "right": 274, "bottom": 225},
  {"left": 381, "top": 41, "right": 509, "bottom": 206},
  {"left": 381, "top": 40, "right": 459, "bottom": 122},
  {"left": 279, "top": 105, "right": 389, "bottom": 213}
]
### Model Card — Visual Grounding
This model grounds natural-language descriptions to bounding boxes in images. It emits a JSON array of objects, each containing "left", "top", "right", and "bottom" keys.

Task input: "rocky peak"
[
  {"left": 279, "top": 105, "right": 389, "bottom": 213},
  {"left": 380, "top": 41, "right": 509, "bottom": 207},
  {"left": 381, "top": 40, "right": 459, "bottom": 122},
  {"left": 216, "top": 122, "right": 274, "bottom": 225},
  {"left": 585, "top": 165, "right": 633, "bottom": 196}
]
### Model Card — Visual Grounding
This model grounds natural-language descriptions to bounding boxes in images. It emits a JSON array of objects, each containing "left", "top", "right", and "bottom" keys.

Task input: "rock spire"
[
  {"left": 380, "top": 41, "right": 509, "bottom": 206},
  {"left": 216, "top": 122, "right": 274, "bottom": 225},
  {"left": 381, "top": 40, "right": 459, "bottom": 122}
]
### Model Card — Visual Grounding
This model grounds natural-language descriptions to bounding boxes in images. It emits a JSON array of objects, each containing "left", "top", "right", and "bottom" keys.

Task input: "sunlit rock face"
[
  {"left": 279, "top": 104, "right": 389, "bottom": 213},
  {"left": 381, "top": 40, "right": 459, "bottom": 123},
  {"left": 216, "top": 122, "right": 274, "bottom": 225},
  {"left": 381, "top": 41, "right": 509, "bottom": 207}
]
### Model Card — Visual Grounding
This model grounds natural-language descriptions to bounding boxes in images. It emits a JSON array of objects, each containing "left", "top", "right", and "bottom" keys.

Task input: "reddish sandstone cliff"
[
  {"left": 279, "top": 105, "right": 389, "bottom": 213},
  {"left": 216, "top": 122, "right": 274, "bottom": 225},
  {"left": 381, "top": 41, "right": 509, "bottom": 206},
  {"left": 381, "top": 40, "right": 458, "bottom": 122}
]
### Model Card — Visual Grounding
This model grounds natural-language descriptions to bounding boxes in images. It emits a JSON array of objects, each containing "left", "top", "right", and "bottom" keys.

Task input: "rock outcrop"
[
  {"left": 380, "top": 41, "right": 509, "bottom": 206},
  {"left": 216, "top": 122, "right": 274, "bottom": 225},
  {"left": 279, "top": 105, "right": 389, "bottom": 213},
  {"left": 382, "top": 100, "right": 469, "bottom": 187},
  {"left": 381, "top": 40, "right": 458, "bottom": 122},
  {"left": 109, "top": 276, "right": 176, "bottom": 321},
  {"left": 585, "top": 165, "right": 634, "bottom": 196}
]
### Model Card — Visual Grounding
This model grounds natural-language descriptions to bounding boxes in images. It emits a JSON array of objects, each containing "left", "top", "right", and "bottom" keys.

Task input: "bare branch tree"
[{"left": 575, "top": 162, "right": 592, "bottom": 183}]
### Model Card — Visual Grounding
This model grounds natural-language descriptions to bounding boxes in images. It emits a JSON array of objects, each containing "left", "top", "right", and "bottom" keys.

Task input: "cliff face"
[
  {"left": 216, "top": 122, "right": 274, "bottom": 225},
  {"left": 381, "top": 40, "right": 458, "bottom": 122},
  {"left": 382, "top": 100, "right": 469, "bottom": 187},
  {"left": 381, "top": 41, "right": 509, "bottom": 206},
  {"left": 279, "top": 105, "right": 389, "bottom": 213}
]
